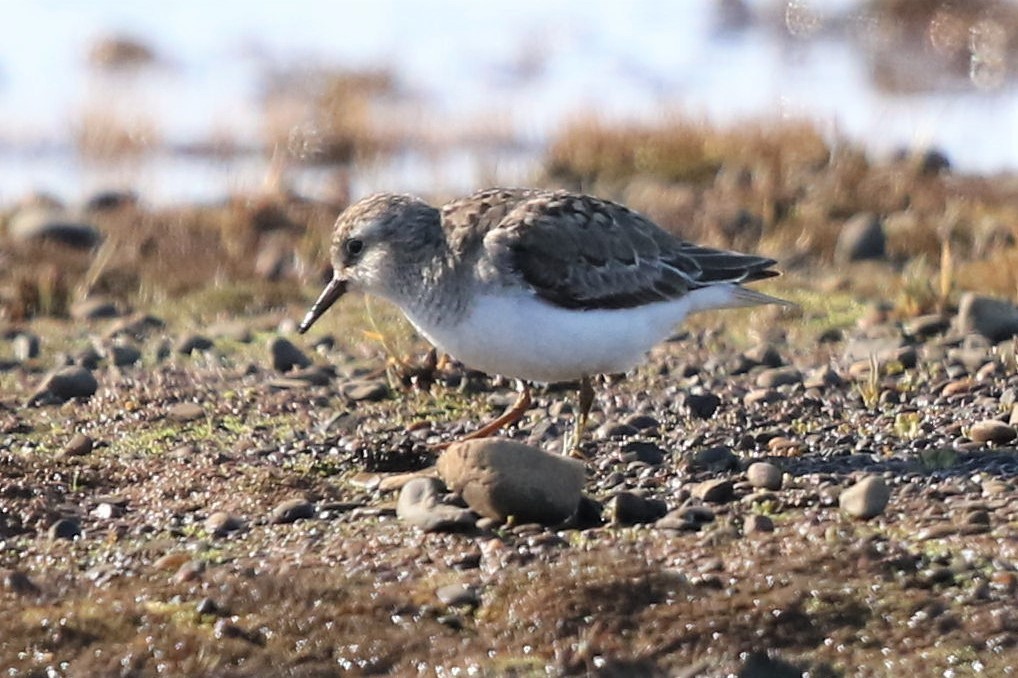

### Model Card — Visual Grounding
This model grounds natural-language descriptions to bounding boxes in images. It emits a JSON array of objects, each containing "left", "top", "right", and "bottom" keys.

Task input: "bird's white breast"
[{"left": 400, "top": 287, "right": 738, "bottom": 383}]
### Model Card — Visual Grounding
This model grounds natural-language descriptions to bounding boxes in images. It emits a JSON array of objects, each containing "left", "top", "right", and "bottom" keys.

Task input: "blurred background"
[
  {"left": 5, "top": 0, "right": 1018, "bottom": 323},
  {"left": 2, "top": 0, "right": 1017, "bottom": 206}
]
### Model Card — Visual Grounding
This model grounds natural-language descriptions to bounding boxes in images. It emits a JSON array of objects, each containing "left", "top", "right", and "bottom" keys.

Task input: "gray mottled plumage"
[{"left": 324, "top": 187, "right": 779, "bottom": 314}]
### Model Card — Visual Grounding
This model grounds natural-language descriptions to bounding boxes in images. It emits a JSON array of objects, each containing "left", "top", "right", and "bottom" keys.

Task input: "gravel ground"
[{"left": 3, "top": 287, "right": 1018, "bottom": 676}]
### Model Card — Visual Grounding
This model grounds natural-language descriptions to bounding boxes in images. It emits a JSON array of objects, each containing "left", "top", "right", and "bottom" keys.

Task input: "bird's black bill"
[{"left": 298, "top": 276, "right": 347, "bottom": 334}]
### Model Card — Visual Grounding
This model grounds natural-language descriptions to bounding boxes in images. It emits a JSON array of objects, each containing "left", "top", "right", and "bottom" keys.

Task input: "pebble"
[
  {"left": 684, "top": 392, "right": 721, "bottom": 419},
  {"left": 607, "top": 492, "right": 668, "bottom": 525},
  {"left": 437, "top": 438, "right": 585, "bottom": 525},
  {"left": 595, "top": 421, "right": 639, "bottom": 439},
  {"left": 620, "top": 440, "right": 666, "bottom": 465},
  {"left": 755, "top": 366, "right": 802, "bottom": 389},
  {"left": 176, "top": 334, "right": 214, "bottom": 355},
  {"left": 968, "top": 420, "right": 1017, "bottom": 445},
  {"left": 70, "top": 298, "right": 120, "bottom": 320},
  {"left": 166, "top": 402, "right": 204, "bottom": 423},
  {"left": 269, "top": 336, "right": 311, "bottom": 372},
  {"left": 839, "top": 476, "right": 890, "bottom": 519},
  {"left": 904, "top": 314, "right": 951, "bottom": 340},
  {"left": 341, "top": 380, "right": 390, "bottom": 402},
  {"left": 834, "top": 212, "right": 885, "bottom": 263},
  {"left": 396, "top": 477, "right": 476, "bottom": 532},
  {"left": 12, "top": 333, "right": 40, "bottom": 361},
  {"left": 269, "top": 497, "right": 315, "bottom": 524},
  {"left": 435, "top": 583, "right": 480, "bottom": 608},
  {"left": 172, "top": 560, "right": 205, "bottom": 584},
  {"left": 29, "top": 366, "right": 99, "bottom": 405},
  {"left": 62, "top": 433, "right": 94, "bottom": 457},
  {"left": 692, "top": 479, "right": 735, "bottom": 503},
  {"left": 744, "top": 388, "right": 780, "bottom": 406},
  {"left": 743, "top": 514, "right": 775, "bottom": 534},
  {"left": 746, "top": 462, "right": 782, "bottom": 490},
  {"left": 205, "top": 511, "right": 245, "bottom": 536},
  {"left": 957, "top": 293, "right": 1018, "bottom": 343},
  {"left": 689, "top": 445, "right": 738, "bottom": 472},
  {"left": 742, "top": 343, "right": 785, "bottom": 368},
  {"left": 656, "top": 505, "right": 715, "bottom": 531},
  {"left": 109, "top": 344, "right": 142, "bottom": 367},
  {"left": 48, "top": 518, "right": 81, "bottom": 540}
]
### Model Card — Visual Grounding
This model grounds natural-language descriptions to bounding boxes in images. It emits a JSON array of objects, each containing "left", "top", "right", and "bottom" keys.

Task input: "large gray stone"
[
  {"left": 396, "top": 477, "right": 476, "bottom": 532},
  {"left": 957, "top": 293, "right": 1018, "bottom": 343},
  {"left": 437, "top": 438, "right": 585, "bottom": 525},
  {"left": 834, "top": 213, "right": 885, "bottom": 263}
]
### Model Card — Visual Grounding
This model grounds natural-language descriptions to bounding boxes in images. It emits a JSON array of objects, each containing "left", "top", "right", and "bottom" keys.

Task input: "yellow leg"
[
  {"left": 433, "top": 381, "right": 532, "bottom": 450},
  {"left": 566, "top": 376, "right": 595, "bottom": 457}
]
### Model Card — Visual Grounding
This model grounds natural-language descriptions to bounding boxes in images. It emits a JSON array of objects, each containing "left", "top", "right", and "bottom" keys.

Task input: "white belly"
[{"left": 401, "top": 289, "right": 731, "bottom": 383}]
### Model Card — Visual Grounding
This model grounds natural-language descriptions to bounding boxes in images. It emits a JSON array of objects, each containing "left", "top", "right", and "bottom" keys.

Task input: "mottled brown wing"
[{"left": 487, "top": 192, "right": 778, "bottom": 310}]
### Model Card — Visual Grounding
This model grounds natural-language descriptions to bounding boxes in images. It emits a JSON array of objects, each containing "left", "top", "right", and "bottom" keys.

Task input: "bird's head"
[{"left": 298, "top": 193, "right": 441, "bottom": 333}]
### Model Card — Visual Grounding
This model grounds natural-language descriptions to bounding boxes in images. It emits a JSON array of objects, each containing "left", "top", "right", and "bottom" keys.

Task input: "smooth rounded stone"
[
  {"left": 692, "top": 479, "right": 735, "bottom": 504},
  {"left": 205, "top": 511, "right": 245, "bottom": 536},
  {"left": 269, "top": 336, "right": 311, "bottom": 372},
  {"left": 62, "top": 433, "right": 94, "bottom": 457},
  {"left": 48, "top": 518, "right": 81, "bottom": 540},
  {"left": 803, "top": 365, "right": 844, "bottom": 390},
  {"left": 29, "top": 366, "right": 98, "bottom": 405},
  {"left": 834, "top": 212, "right": 885, "bottom": 263},
  {"left": 839, "top": 476, "right": 890, "bottom": 519},
  {"left": 74, "top": 346, "right": 103, "bottom": 370},
  {"left": 435, "top": 583, "right": 480, "bottom": 608},
  {"left": 437, "top": 438, "right": 585, "bottom": 525},
  {"left": 689, "top": 445, "right": 738, "bottom": 472},
  {"left": 957, "top": 293, "right": 1018, "bottom": 343},
  {"left": 607, "top": 491, "right": 668, "bottom": 526},
  {"left": 742, "top": 343, "right": 784, "bottom": 368},
  {"left": 166, "top": 402, "right": 204, "bottom": 423},
  {"left": 620, "top": 440, "right": 666, "bottom": 466},
  {"left": 743, "top": 514, "right": 775, "bottom": 534},
  {"left": 746, "top": 462, "right": 782, "bottom": 490},
  {"left": 624, "top": 414, "right": 660, "bottom": 430},
  {"left": 172, "top": 560, "right": 206, "bottom": 584},
  {"left": 9, "top": 206, "right": 102, "bottom": 249},
  {"left": 70, "top": 298, "right": 120, "bottom": 320},
  {"left": 92, "top": 502, "right": 122, "bottom": 520},
  {"left": 12, "top": 333, "right": 40, "bottom": 361},
  {"left": 2, "top": 569, "right": 41, "bottom": 596},
  {"left": 755, "top": 366, "right": 802, "bottom": 389},
  {"left": 968, "top": 420, "right": 1017, "bottom": 445},
  {"left": 904, "top": 314, "right": 951, "bottom": 340},
  {"left": 107, "top": 343, "right": 142, "bottom": 367},
  {"left": 683, "top": 392, "right": 721, "bottom": 419},
  {"left": 595, "top": 421, "right": 638, "bottom": 440},
  {"left": 269, "top": 497, "right": 315, "bottom": 524},
  {"left": 656, "top": 505, "right": 715, "bottom": 531},
  {"left": 744, "top": 388, "right": 780, "bottom": 406},
  {"left": 176, "top": 334, "right": 214, "bottom": 355},
  {"left": 396, "top": 477, "right": 476, "bottom": 532},
  {"left": 341, "top": 380, "right": 390, "bottom": 402}
]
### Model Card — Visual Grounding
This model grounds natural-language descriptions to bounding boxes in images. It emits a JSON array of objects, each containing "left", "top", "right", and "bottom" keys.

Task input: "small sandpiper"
[{"left": 299, "top": 188, "right": 789, "bottom": 451}]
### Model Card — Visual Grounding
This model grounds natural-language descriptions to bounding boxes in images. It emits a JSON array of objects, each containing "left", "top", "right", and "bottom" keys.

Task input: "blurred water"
[{"left": 0, "top": 0, "right": 1016, "bottom": 205}]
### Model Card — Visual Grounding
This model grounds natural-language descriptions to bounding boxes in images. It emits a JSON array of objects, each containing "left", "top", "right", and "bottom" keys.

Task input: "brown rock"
[{"left": 437, "top": 438, "right": 585, "bottom": 525}]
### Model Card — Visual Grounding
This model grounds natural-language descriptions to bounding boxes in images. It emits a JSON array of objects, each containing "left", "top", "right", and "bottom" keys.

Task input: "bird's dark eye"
[{"left": 344, "top": 238, "right": 364, "bottom": 259}]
